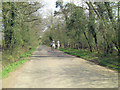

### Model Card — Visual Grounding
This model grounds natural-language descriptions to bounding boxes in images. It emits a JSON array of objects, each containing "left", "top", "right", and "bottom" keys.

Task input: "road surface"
[{"left": 2, "top": 45, "right": 118, "bottom": 88}]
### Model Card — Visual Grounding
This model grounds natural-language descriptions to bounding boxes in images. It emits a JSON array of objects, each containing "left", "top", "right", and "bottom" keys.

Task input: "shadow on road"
[{"left": 30, "top": 55, "right": 74, "bottom": 58}]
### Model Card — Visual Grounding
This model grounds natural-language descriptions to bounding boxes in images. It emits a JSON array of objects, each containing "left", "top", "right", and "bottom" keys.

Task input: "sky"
[
  {"left": 42, "top": 0, "right": 70, "bottom": 16},
  {"left": 42, "top": 0, "right": 58, "bottom": 16},
  {"left": 41, "top": 0, "right": 82, "bottom": 17}
]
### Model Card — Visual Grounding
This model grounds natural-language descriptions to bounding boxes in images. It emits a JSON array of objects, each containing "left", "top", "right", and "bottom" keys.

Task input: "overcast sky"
[
  {"left": 41, "top": 0, "right": 82, "bottom": 17},
  {"left": 42, "top": 0, "right": 70, "bottom": 16}
]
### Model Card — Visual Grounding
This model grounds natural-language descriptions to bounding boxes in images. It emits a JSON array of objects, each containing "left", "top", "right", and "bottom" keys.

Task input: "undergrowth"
[
  {"left": 2, "top": 59, "right": 27, "bottom": 78},
  {"left": 1, "top": 44, "right": 38, "bottom": 78}
]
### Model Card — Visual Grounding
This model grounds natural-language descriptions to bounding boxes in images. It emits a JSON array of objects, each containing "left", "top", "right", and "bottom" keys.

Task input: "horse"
[
  {"left": 52, "top": 43, "right": 56, "bottom": 49},
  {"left": 51, "top": 43, "right": 56, "bottom": 51},
  {"left": 57, "top": 43, "right": 60, "bottom": 49},
  {"left": 57, "top": 40, "right": 60, "bottom": 49}
]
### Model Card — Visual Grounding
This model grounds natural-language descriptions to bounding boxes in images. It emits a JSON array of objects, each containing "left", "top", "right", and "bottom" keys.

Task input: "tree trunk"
[
  {"left": 88, "top": 2, "right": 98, "bottom": 52},
  {"left": 84, "top": 32, "right": 92, "bottom": 52},
  {"left": 118, "top": 1, "right": 120, "bottom": 56}
]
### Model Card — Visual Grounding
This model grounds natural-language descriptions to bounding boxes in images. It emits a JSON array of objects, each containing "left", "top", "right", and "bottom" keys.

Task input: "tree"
[
  {"left": 118, "top": 1, "right": 120, "bottom": 56},
  {"left": 42, "top": 1, "right": 119, "bottom": 56},
  {"left": 2, "top": 2, "right": 43, "bottom": 66}
]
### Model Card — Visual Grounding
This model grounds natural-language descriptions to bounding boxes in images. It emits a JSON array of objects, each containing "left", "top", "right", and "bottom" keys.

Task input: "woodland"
[{"left": 1, "top": 1, "right": 120, "bottom": 70}]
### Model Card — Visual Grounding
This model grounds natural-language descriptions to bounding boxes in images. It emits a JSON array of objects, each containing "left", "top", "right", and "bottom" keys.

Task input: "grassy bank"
[
  {"left": 1, "top": 45, "right": 38, "bottom": 78},
  {"left": 2, "top": 59, "right": 27, "bottom": 78},
  {"left": 59, "top": 48, "right": 119, "bottom": 71}
]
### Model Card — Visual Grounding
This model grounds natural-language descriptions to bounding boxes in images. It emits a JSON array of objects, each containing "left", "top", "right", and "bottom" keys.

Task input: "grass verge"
[
  {"left": 1, "top": 45, "right": 38, "bottom": 79},
  {"left": 2, "top": 59, "right": 27, "bottom": 79},
  {"left": 59, "top": 48, "right": 119, "bottom": 71}
]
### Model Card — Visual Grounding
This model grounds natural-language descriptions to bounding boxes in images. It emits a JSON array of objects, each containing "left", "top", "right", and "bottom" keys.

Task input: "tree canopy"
[{"left": 42, "top": 1, "right": 120, "bottom": 56}]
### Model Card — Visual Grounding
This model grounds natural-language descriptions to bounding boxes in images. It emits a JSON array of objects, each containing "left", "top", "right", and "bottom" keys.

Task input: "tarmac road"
[{"left": 2, "top": 45, "right": 118, "bottom": 88}]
